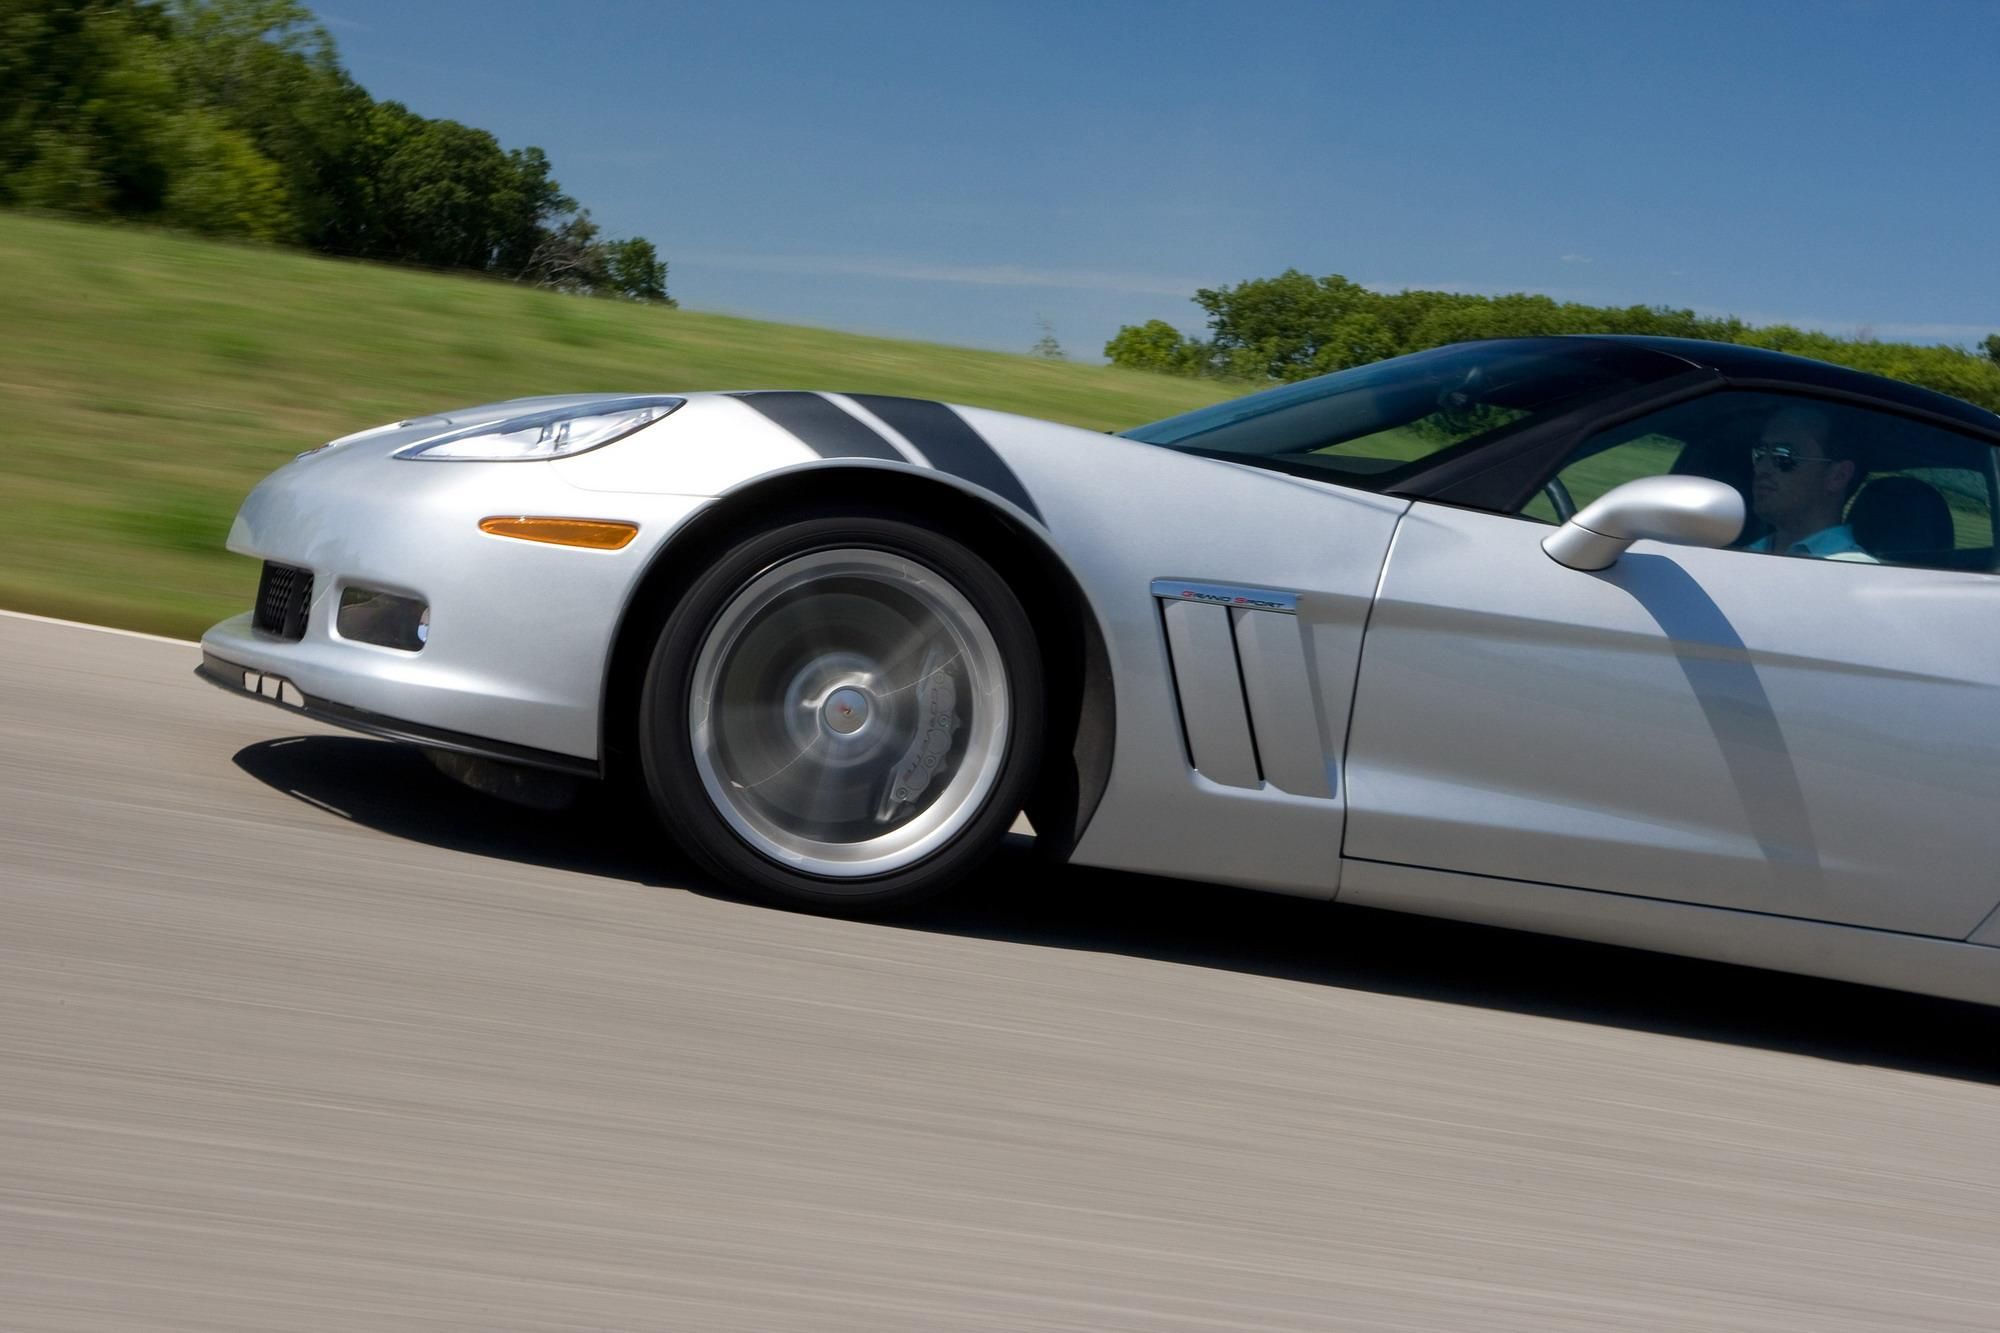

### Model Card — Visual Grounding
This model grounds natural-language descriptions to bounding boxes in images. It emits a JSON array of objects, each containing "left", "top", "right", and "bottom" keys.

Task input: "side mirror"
[{"left": 1542, "top": 476, "right": 1745, "bottom": 571}]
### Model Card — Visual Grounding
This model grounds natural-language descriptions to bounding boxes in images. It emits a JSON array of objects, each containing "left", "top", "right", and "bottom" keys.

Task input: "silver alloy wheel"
[{"left": 687, "top": 547, "right": 1012, "bottom": 880}]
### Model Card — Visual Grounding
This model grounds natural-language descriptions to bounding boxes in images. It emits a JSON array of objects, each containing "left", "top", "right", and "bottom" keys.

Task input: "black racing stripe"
[
  {"left": 848, "top": 395, "right": 1044, "bottom": 523},
  {"left": 729, "top": 391, "right": 906, "bottom": 461}
]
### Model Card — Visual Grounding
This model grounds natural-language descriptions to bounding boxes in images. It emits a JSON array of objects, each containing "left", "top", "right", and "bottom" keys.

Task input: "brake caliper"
[{"left": 876, "top": 645, "right": 960, "bottom": 821}]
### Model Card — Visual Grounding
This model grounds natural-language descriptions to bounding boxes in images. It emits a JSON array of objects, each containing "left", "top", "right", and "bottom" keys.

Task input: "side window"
[{"left": 1518, "top": 392, "right": 2000, "bottom": 573}]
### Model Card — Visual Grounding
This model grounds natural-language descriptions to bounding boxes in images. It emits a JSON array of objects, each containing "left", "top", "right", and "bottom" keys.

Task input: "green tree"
[
  {"left": 0, "top": 1, "right": 182, "bottom": 217},
  {"left": 489, "top": 145, "right": 572, "bottom": 276},
  {"left": 372, "top": 112, "right": 512, "bottom": 268},
  {"left": 526, "top": 211, "right": 674, "bottom": 304},
  {"left": 1189, "top": 269, "right": 1380, "bottom": 379},
  {"left": 348, "top": 106, "right": 579, "bottom": 274},
  {"left": 160, "top": 106, "right": 293, "bottom": 239},
  {"left": 0, "top": 0, "right": 306, "bottom": 240},
  {"left": 602, "top": 235, "right": 671, "bottom": 303},
  {"left": 166, "top": 0, "right": 359, "bottom": 248},
  {"left": 1102, "top": 318, "right": 1204, "bottom": 375},
  {"left": 0, "top": 0, "right": 673, "bottom": 293}
]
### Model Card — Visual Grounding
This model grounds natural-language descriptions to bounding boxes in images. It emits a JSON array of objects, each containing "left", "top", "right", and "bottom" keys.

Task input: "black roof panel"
[{"left": 1562, "top": 335, "right": 2000, "bottom": 433}]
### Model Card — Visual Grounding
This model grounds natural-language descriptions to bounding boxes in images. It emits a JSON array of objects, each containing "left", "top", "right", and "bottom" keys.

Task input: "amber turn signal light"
[{"left": 478, "top": 516, "right": 639, "bottom": 549}]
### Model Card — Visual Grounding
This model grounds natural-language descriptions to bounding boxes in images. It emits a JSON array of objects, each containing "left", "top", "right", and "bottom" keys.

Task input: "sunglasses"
[{"left": 1749, "top": 444, "right": 1840, "bottom": 473}]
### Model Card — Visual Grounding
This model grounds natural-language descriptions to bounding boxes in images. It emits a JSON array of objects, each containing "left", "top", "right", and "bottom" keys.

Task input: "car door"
[{"left": 1341, "top": 389, "right": 2000, "bottom": 939}]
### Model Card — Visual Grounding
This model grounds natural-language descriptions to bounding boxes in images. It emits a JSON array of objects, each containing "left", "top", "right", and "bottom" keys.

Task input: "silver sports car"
[{"left": 201, "top": 336, "right": 2000, "bottom": 1005}]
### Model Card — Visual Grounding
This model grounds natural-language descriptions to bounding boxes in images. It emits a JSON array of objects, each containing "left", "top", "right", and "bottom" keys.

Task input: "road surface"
[{"left": 3, "top": 611, "right": 1997, "bottom": 1331}]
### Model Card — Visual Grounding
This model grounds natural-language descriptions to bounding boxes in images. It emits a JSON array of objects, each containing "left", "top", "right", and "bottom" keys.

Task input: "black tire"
[{"left": 638, "top": 508, "right": 1043, "bottom": 912}]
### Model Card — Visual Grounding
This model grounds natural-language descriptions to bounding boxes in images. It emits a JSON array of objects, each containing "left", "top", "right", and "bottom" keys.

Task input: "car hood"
[{"left": 284, "top": 390, "right": 1389, "bottom": 542}]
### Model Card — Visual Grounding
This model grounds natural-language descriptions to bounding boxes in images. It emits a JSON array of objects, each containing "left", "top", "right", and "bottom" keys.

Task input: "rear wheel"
[{"left": 639, "top": 510, "right": 1042, "bottom": 911}]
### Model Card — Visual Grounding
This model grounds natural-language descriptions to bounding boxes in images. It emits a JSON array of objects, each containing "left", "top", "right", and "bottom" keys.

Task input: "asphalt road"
[{"left": 4, "top": 610, "right": 1999, "bottom": 1332}]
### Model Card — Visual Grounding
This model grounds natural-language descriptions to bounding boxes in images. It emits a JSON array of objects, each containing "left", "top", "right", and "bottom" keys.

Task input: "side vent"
[
  {"left": 1152, "top": 580, "right": 1332, "bottom": 798},
  {"left": 1159, "top": 597, "right": 1260, "bottom": 787}
]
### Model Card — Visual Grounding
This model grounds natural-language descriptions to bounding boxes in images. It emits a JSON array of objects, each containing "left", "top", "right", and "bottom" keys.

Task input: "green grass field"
[{"left": 0, "top": 213, "right": 1233, "bottom": 638}]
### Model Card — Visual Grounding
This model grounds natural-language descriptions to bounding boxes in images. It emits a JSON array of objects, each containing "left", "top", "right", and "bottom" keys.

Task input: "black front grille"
[{"left": 254, "top": 562, "right": 313, "bottom": 640}]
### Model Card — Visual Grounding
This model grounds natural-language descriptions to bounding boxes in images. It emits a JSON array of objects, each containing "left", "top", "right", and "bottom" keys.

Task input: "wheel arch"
[{"left": 599, "top": 464, "right": 1115, "bottom": 859}]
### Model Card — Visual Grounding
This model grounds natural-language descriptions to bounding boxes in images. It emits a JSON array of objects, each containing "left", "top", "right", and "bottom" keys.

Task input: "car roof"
[{"left": 1556, "top": 334, "right": 2000, "bottom": 433}]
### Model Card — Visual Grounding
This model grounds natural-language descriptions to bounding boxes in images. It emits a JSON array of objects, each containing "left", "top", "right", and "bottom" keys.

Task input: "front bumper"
[
  {"left": 195, "top": 644, "right": 601, "bottom": 776},
  {"left": 200, "top": 435, "right": 710, "bottom": 764}
]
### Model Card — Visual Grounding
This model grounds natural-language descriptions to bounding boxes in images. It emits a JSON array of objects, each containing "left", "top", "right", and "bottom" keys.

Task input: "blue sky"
[{"left": 320, "top": 0, "right": 1999, "bottom": 359}]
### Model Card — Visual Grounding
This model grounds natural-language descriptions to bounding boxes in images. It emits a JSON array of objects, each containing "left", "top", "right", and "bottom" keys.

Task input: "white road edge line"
[{"left": 0, "top": 607, "right": 200, "bottom": 648}]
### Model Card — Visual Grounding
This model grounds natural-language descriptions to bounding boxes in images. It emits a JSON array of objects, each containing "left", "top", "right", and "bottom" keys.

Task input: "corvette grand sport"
[{"left": 200, "top": 336, "right": 2000, "bottom": 1005}]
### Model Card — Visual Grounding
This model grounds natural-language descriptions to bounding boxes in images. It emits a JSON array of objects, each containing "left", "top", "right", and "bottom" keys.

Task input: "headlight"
[{"left": 394, "top": 397, "right": 684, "bottom": 462}]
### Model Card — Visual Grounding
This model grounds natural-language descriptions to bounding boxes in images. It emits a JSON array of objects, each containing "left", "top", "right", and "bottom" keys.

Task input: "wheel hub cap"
[{"left": 822, "top": 686, "right": 871, "bottom": 735}]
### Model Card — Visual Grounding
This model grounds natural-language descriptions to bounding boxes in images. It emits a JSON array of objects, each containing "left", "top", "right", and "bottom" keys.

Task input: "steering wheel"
[{"left": 1541, "top": 474, "right": 1577, "bottom": 523}]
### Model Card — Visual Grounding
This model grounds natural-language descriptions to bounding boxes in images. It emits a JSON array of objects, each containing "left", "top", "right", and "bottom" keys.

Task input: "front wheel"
[{"left": 639, "top": 511, "right": 1043, "bottom": 911}]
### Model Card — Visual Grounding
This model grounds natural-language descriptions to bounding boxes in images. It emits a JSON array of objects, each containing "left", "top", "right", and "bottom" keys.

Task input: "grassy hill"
[{"left": 0, "top": 213, "right": 1233, "bottom": 638}]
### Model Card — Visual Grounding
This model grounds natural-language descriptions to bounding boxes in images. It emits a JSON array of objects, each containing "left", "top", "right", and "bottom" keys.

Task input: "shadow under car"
[{"left": 233, "top": 733, "right": 2000, "bottom": 1087}]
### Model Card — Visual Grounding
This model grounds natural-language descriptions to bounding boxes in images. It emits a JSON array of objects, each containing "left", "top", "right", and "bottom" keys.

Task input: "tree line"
[
  {"left": 1107, "top": 271, "right": 2000, "bottom": 413},
  {"left": 0, "top": 0, "right": 672, "bottom": 302}
]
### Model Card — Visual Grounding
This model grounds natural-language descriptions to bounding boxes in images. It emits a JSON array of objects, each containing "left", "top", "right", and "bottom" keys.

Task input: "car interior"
[{"left": 1558, "top": 393, "right": 2000, "bottom": 573}]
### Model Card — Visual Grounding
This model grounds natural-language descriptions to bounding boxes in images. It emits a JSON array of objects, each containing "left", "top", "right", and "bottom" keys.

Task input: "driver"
[{"left": 1743, "top": 405, "right": 1877, "bottom": 561}]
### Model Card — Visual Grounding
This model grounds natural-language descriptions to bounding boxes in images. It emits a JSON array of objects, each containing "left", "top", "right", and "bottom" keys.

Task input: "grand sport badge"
[{"left": 1149, "top": 580, "right": 1299, "bottom": 615}]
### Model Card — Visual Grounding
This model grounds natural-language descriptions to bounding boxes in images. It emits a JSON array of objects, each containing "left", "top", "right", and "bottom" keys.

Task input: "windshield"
[{"left": 1121, "top": 339, "right": 1680, "bottom": 488}]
